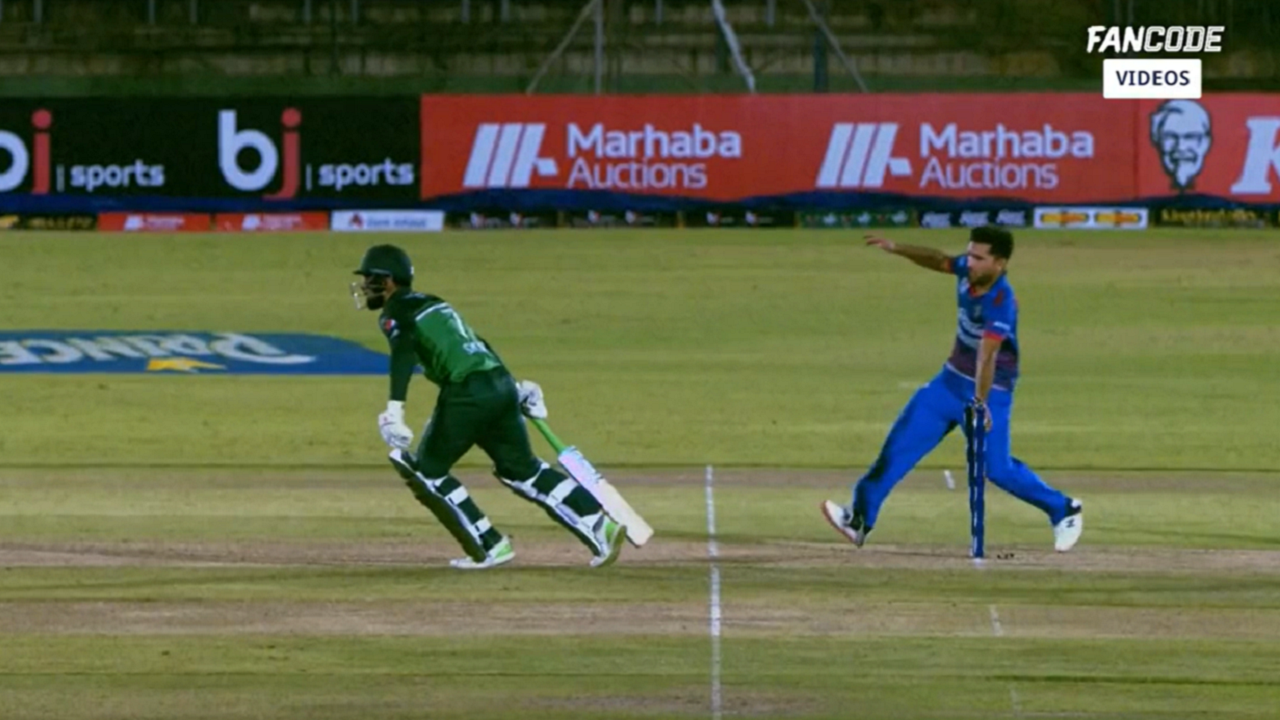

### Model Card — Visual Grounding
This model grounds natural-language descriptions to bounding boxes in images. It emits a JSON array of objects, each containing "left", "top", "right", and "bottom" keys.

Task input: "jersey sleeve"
[
  {"left": 477, "top": 335, "right": 505, "bottom": 366},
  {"left": 982, "top": 288, "right": 1015, "bottom": 340},
  {"left": 948, "top": 254, "right": 969, "bottom": 277},
  {"left": 380, "top": 310, "right": 417, "bottom": 402}
]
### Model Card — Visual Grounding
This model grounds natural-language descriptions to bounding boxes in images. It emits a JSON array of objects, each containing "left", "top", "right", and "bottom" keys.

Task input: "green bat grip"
[{"left": 528, "top": 417, "right": 568, "bottom": 454}]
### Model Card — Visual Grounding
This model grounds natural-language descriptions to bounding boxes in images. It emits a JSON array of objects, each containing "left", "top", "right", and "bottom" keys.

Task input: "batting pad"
[
  {"left": 499, "top": 462, "right": 605, "bottom": 555},
  {"left": 389, "top": 453, "right": 490, "bottom": 561}
]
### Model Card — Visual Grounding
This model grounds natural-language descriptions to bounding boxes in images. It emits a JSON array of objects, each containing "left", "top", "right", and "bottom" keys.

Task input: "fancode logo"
[
  {"left": 463, "top": 123, "right": 559, "bottom": 189},
  {"left": 816, "top": 123, "right": 912, "bottom": 189},
  {"left": 1086, "top": 26, "right": 1224, "bottom": 54}
]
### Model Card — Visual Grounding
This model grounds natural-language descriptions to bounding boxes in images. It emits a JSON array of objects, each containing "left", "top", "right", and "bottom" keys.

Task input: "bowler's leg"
[
  {"left": 851, "top": 377, "right": 966, "bottom": 530},
  {"left": 982, "top": 394, "right": 1073, "bottom": 524}
]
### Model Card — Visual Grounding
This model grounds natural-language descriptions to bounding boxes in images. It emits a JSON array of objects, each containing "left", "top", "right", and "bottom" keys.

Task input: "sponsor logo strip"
[
  {"left": 420, "top": 94, "right": 1280, "bottom": 206},
  {"left": 0, "top": 332, "right": 388, "bottom": 375},
  {"left": 98, "top": 213, "right": 211, "bottom": 232},
  {"left": 331, "top": 210, "right": 444, "bottom": 232},
  {"left": 1033, "top": 206, "right": 1149, "bottom": 229},
  {"left": 214, "top": 212, "right": 330, "bottom": 232}
]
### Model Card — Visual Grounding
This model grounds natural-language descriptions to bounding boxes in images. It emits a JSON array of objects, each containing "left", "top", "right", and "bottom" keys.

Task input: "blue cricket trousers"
[{"left": 852, "top": 368, "right": 1070, "bottom": 530}]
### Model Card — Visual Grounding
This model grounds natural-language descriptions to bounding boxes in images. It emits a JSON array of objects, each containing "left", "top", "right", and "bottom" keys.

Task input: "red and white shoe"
[{"left": 821, "top": 500, "right": 869, "bottom": 548}]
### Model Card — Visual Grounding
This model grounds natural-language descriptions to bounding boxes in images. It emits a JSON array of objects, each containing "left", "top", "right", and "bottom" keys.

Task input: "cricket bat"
[{"left": 528, "top": 417, "right": 654, "bottom": 547}]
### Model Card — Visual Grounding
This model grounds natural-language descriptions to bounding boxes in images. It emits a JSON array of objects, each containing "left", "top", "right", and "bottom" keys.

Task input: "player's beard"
[
  {"left": 353, "top": 277, "right": 389, "bottom": 310},
  {"left": 970, "top": 269, "right": 997, "bottom": 289}
]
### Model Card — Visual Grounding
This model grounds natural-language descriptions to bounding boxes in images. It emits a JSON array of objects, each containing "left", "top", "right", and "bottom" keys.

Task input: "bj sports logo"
[
  {"left": 0, "top": 109, "right": 165, "bottom": 194},
  {"left": 461, "top": 120, "right": 742, "bottom": 191},
  {"left": 0, "top": 110, "right": 50, "bottom": 193},
  {"left": 218, "top": 108, "right": 414, "bottom": 198}
]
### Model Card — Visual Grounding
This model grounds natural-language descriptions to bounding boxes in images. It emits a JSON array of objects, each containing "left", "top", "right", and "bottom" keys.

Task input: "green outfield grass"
[
  {"left": 2, "top": 229, "right": 1278, "bottom": 470},
  {"left": 2, "top": 228, "right": 1278, "bottom": 719}
]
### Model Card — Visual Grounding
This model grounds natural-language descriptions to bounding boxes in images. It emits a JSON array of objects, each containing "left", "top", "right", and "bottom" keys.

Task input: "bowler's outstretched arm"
[{"left": 865, "top": 235, "right": 953, "bottom": 274}]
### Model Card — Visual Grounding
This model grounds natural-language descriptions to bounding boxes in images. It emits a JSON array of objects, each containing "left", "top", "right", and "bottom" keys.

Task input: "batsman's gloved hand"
[
  {"left": 378, "top": 400, "right": 414, "bottom": 450},
  {"left": 965, "top": 398, "right": 993, "bottom": 433},
  {"left": 516, "top": 380, "right": 548, "bottom": 419}
]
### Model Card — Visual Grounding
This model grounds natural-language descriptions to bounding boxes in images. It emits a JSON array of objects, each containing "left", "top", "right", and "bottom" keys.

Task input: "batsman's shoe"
[
  {"left": 1053, "top": 499, "right": 1084, "bottom": 552},
  {"left": 589, "top": 516, "right": 627, "bottom": 568},
  {"left": 821, "top": 500, "right": 869, "bottom": 548},
  {"left": 451, "top": 537, "right": 515, "bottom": 570}
]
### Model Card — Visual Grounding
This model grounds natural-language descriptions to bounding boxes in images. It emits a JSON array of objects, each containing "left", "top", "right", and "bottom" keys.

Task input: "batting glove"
[
  {"left": 516, "top": 380, "right": 548, "bottom": 419},
  {"left": 965, "top": 398, "right": 993, "bottom": 433},
  {"left": 378, "top": 401, "right": 414, "bottom": 450}
]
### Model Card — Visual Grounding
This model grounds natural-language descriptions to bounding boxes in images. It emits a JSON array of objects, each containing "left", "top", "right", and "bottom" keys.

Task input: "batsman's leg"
[
  {"left": 982, "top": 393, "right": 1083, "bottom": 552},
  {"left": 478, "top": 372, "right": 625, "bottom": 567},
  {"left": 824, "top": 375, "right": 964, "bottom": 545},
  {"left": 396, "top": 392, "right": 510, "bottom": 568}
]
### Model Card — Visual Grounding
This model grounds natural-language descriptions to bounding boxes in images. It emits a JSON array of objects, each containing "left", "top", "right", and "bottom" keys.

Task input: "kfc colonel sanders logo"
[{"left": 1150, "top": 99, "right": 1211, "bottom": 192}]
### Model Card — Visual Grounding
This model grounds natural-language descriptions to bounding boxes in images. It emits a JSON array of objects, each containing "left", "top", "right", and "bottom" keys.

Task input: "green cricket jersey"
[{"left": 379, "top": 289, "right": 503, "bottom": 400}]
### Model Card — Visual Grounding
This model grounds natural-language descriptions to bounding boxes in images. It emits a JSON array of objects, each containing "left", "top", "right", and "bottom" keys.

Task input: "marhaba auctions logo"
[
  {"left": 817, "top": 122, "right": 1093, "bottom": 192},
  {"left": 218, "top": 108, "right": 414, "bottom": 197},
  {"left": 0, "top": 110, "right": 165, "bottom": 194},
  {"left": 463, "top": 122, "right": 742, "bottom": 191}
]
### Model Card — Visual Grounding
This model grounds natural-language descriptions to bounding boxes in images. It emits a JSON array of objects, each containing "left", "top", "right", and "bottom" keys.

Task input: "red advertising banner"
[
  {"left": 420, "top": 94, "right": 1138, "bottom": 204},
  {"left": 1137, "top": 95, "right": 1280, "bottom": 203},
  {"left": 214, "top": 212, "right": 330, "bottom": 232},
  {"left": 97, "top": 212, "right": 211, "bottom": 232}
]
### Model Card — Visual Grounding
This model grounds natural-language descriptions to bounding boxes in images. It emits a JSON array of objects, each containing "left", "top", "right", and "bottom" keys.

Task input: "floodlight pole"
[
  {"left": 594, "top": 0, "right": 604, "bottom": 94},
  {"left": 711, "top": 0, "right": 756, "bottom": 92},
  {"left": 801, "top": 0, "right": 869, "bottom": 92},
  {"left": 526, "top": 0, "right": 602, "bottom": 95}
]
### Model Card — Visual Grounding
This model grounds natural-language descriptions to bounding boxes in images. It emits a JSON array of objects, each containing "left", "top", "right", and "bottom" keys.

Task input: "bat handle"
[{"left": 528, "top": 417, "right": 568, "bottom": 454}]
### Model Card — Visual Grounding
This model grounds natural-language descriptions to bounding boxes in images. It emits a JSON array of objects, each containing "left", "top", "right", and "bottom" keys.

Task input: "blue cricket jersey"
[{"left": 944, "top": 254, "right": 1020, "bottom": 391}]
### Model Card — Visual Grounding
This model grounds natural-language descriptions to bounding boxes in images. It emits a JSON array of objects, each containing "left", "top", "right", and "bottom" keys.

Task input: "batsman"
[
  {"left": 351, "top": 244, "right": 626, "bottom": 570},
  {"left": 821, "top": 226, "right": 1084, "bottom": 552}
]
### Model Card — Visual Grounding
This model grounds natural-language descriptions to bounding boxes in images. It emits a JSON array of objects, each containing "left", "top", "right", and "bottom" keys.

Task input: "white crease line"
[
  {"left": 988, "top": 604, "right": 1004, "bottom": 637},
  {"left": 705, "top": 464, "right": 723, "bottom": 720},
  {"left": 989, "top": 604, "right": 1022, "bottom": 718}
]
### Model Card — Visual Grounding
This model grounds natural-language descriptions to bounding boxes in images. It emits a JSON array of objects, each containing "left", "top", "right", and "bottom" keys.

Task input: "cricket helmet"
[
  {"left": 351, "top": 244, "right": 413, "bottom": 311},
  {"left": 353, "top": 244, "right": 414, "bottom": 285}
]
